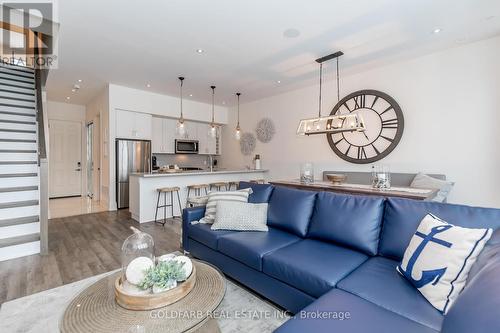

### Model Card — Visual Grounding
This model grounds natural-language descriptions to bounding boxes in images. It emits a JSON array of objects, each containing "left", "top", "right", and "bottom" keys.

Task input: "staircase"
[{"left": 0, "top": 62, "right": 41, "bottom": 261}]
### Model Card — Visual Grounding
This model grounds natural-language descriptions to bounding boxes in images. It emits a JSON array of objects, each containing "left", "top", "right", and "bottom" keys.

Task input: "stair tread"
[
  {"left": 0, "top": 88, "right": 35, "bottom": 97},
  {"left": 0, "top": 150, "right": 37, "bottom": 153},
  {"left": 0, "top": 138, "right": 37, "bottom": 143},
  {"left": 0, "top": 128, "right": 36, "bottom": 133},
  {"left": 0, "top": 186, "right": 38, "bottom": 192},
  {"left": 0, "top": 119, "right": 36, "bottom": 125},
  {"left": 0, "top": 200, "right": 39, "bottom": 209},
  {"left": 0, "top": 233, "right": 40, "bottom": 248},
  {"left": 0, "top": 173, "right": 38, "bottom": 178},
  {"left": 0, "top": 161, "right": 37, "bottom": 165},
  {"left": 0, "top": 102, "right": 35, "bottom": 110},
  {"left": 0, "top": 215, "right": 39, "bottom": 227}
]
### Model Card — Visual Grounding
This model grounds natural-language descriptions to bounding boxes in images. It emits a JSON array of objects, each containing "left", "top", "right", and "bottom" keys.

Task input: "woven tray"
[{"left": 60, "top": 261, "right": 225, "bottom": 333}]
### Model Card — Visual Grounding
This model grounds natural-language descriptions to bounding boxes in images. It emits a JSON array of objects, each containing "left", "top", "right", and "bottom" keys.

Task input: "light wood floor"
[{"left": 0, "top": 210, "right": 182, "bottom": 305}]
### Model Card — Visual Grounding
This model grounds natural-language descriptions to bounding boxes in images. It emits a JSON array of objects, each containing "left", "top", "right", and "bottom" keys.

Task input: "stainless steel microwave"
[{"left": 175, "top": 139, "right": 199, "bottom": 154}]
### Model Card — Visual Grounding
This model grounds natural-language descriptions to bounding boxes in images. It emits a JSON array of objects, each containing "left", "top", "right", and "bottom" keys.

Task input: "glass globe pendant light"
[
  {"left": 235, "top": 92, "right": 242, "bottom": 140},
  {"left": 176, "top": 77, "right": 186, "bottom": 137},
  {"left": 209, "top": 85, "right": 217, "bottom": 138}
]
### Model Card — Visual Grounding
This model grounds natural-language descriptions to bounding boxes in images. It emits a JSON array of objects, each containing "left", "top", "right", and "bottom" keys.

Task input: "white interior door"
[
  {"left": 93, "top": 115, "right": 101, "bottom": 201},
  {"left": 49, "top": 119, "right": 82, "bottom": 198}
]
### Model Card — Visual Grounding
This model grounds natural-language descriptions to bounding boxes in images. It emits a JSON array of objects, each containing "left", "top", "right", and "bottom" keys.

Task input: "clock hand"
[{"left": 362, "top": 132, "right": 369, "bottom": 141}]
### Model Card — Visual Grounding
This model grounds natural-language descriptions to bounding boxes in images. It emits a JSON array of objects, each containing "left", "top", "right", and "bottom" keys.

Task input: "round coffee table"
[{"left": 60, "top": 260, "right": 225, "bottom": 333}]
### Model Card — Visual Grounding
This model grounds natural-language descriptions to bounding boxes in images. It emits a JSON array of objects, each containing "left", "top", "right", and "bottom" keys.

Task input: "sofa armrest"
[
  {"left": 181, "top": 206, "right": 206, "bottom": 251},
  {"left": 441, "top": 256, "right": 500, "bottom": 333}
]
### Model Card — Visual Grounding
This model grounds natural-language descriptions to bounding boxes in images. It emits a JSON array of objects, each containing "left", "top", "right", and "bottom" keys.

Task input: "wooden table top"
[{"left": 270, "top": 180, "right": 438, "bottom": 201}]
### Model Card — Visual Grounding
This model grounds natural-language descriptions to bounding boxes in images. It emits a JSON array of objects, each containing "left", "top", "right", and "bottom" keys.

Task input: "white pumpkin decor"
[
  {"left": 157, "top": 253, "right": 176, "bottom": 263},
  {"left": 122, "top": 280, "right": 151, "bottom": 295},
  {"left": 172, "top": 255, "right": 193, "bottom": 281},
  {"left": 125, "top": 256, "right": 154, "bottom": 285}
]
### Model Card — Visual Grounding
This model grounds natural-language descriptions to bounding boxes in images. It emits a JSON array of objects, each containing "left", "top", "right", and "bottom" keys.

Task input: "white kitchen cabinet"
[
  {"left": 151, "top": 117, "right": 176, "bottom": 154},
  {"left": 116, "top": 110, "right": 152, "bottom": 140},
  {"left": 196, "top": 123, "right": 220, "bottom": 155}
]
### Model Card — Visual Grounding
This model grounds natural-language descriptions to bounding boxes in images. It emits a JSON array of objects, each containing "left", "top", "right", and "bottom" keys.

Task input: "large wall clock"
[{"left": 326, "top": 90, "right": 404, "bottom": 164}]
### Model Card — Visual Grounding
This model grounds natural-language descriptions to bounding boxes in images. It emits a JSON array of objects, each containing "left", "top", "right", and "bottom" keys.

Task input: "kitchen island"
[{"left": 129, "top": 169, "right": 268, "bottom": 223}]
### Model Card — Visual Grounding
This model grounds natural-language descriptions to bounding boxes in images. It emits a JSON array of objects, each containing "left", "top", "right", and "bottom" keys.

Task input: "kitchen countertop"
[{"left": 131, "top": 169, "right": 268, "bottom": 178}]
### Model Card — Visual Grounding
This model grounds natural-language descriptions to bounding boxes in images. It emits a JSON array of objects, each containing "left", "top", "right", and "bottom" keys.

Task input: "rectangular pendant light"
[
  {"left": 296, "top": 51, "right": 366, "bottom": 136},
  {"left": 296, "top": 113, "right": 366, "bottom": 136}
]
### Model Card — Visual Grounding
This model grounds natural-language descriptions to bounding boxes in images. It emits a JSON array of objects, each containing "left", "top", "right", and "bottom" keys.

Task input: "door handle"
[{"left": 75, "top": 169, "right": 82, "bottom": 171}]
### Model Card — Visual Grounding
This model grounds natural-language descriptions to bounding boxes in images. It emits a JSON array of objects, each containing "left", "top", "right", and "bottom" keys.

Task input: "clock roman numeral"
[
  {"left": 353, "top": 95, "right": 366, "bottom": 109},
  {"left": 380, "top": 135, "right": 394, "bottom": 143},
  {"left": 342, "top": 102, "right": 351, "bottom": 112},
  {"left": 345, "top": 144, "right": 352, "bottom": 156},
  {"left": 334, "top": 137, "right": 345, "bottom": 145},
  {"left": 357, "top": 146, "right": 367, "bottom": 159},
  {"left": 371, "top": 96, "right": 379, "bottom": 109},
  {"left": 381, "top": 118, "right": 398, "bottom": 129},
  {"left": 371, "top": 143, "right": 380, "bottom": 155},
  {"left": 379, "top": 106, "right": 393, "bottom": 116}
]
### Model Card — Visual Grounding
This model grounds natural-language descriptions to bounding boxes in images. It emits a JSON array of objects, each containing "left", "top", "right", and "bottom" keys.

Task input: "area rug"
[{"left": 0, "top": 270, "right": 289, "bottom": 332}]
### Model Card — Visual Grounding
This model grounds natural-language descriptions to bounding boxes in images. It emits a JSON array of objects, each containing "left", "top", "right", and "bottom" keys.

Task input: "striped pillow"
[{"left": 198, "top": 188, "right": 253, "bottom": 224}]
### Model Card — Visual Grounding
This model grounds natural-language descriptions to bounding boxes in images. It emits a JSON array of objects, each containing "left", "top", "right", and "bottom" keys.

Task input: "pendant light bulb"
[
  {"left": 177, "top": 77, "right": 187, "bottom": 137},
  {"left": 235, "top": 92, "right": 242, "bottom": 140},
  {"left": 209, "top": 85, "right": 217, "bottom": 138}
]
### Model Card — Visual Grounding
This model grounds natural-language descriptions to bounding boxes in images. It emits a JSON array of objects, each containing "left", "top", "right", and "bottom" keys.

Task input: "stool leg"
[
  {"left": 176, "top": 190, "right": 182, "bottom": 221},
  {"left": 154, "top": 191, "right": 161, "bottom": 224},
  {"left": 204, "top": 187, "right": 208, "bottom": 195},
  {"left": 163, "top": 192, "right": 167, "bottom": 225},
  {"left": 186, "top": 188, "right": 191, "bottom": 207}
]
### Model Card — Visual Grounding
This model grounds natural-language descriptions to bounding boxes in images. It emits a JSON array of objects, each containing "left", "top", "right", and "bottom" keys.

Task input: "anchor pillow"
[{"left": 397, "top": 214, "right": 492, "bottom": 313}]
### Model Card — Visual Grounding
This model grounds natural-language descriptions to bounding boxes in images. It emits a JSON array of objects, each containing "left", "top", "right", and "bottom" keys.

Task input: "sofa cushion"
[
  {"left": 337, "top": 256, "right": 443, "bottom": 331},
  {"left": 217, "top": 227, "right": 300, "bottom": 271},
  {"left": 267, "top": 186, "right": 317, "bottom": 237},
  {"left": 380, "top": 198, "right": 500, "bottom": 261},
  {"left": 308, "top": 192, "right": 385, "bottom": 255},
  {"left": 263, "top": 239, "right": 368, "bottom": 298},
  {"left": 275, "top": 288, "right": 438, "bottom": 333},
  {"left": 441, "top": 256, "right": 500, "bottom": 333},
  {"left": 187, "top": 222, "right": 236, "bottom": 250},
  {"left": 239, "top": 181, "right": 274, "bottom": 203}
]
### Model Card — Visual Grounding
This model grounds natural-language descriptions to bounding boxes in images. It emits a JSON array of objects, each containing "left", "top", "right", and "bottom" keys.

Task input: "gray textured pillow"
[
  {"left": 211, "top": 201, "right": 268, "bottom": 231},
  {"left": 410, "top": 173, "right": 454, "bottom": 202},
  {"left": 198, "top": 188, "right": 252, "bottom": 224}
]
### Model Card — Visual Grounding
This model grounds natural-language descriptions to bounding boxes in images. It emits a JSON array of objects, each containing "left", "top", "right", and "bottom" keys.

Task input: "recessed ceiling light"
[
  {"left": 66, "top": 96, "right": 70, "bottom": 100},
  {"left": 189, "top": 94, "right": 193, "bottom": 97},
  {"left": 277, "top": 80, "right": 281, "bottom": 84},
  {"left": 432, "top": 28, "right": 442, "bottom": 34},
  {"left": 77, "top": 79, "right": 82, "bottom": 83},
  {"left": 283, "top": 28, "right": 301, "bottom": 38},
  {"left": 146, "top": 83, "right": 151, "bottom": 88},
  {"left": 71, "top": 88, "right": 76, "bottom": 92},
  {"left": 222, "top": 101, "right": 226, "bottom": 105},
  {"left": 196, "top": 49, "right": 204, "bottom": 53}
]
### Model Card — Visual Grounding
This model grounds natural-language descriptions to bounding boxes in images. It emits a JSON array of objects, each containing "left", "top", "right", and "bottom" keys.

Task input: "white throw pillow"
[
  {"left": 197, "top": 188, "right": 252, "bottom": 224},
  {"left": 211, "top": 201, "right": 268, "bottom": 232},
  {"left": 410, "top": 173, "right": 454, "bottom": 202},
  {"left": 397, "top": 214, "right": 492, "bottom": 313}
]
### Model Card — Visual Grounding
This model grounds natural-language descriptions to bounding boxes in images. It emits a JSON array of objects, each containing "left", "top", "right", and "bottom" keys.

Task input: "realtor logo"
[{"left": 1, "top": 2, "right": 58, "bottom": 68}]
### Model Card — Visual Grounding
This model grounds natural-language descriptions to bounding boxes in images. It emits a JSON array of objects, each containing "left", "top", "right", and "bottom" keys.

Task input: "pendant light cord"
[
  {"left": 179, "top": 77, "right": 184, "bottom": 119},
  {"left": 336, "top": 57, "right": 340, "bottom": 103},
  {"left": 236, "top": 92, "right": 241, "bottom": 126},
  {"left": 318, "top": 62, "right": 323, "bottom": 118},
  {"left": 211, "top": 86, "right": 216, "bottom": 124}
]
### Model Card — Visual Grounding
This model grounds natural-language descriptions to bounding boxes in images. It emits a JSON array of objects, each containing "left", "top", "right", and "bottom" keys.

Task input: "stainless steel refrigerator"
[{"left": 116, "top": 139, "right": 151, "bottom": 209}]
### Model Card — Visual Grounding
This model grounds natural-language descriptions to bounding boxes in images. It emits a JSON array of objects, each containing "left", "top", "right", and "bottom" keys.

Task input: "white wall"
[
  {"left": 86, "top": 87, "right": 109, "bottom": 206},
  {"left": 220, "top": 36, "right": 500, "bottom": 208},
  {"left": 47, "top": 101, "right": 87, "bottom": 197}
]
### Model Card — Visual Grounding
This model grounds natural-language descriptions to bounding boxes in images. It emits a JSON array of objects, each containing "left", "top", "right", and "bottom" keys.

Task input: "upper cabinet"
[
  {"left": 151, "top": 117, "right": 222, "bottom": 155},
  {"left": 116, "top": 110, "right": 152, "bottom": 140}
]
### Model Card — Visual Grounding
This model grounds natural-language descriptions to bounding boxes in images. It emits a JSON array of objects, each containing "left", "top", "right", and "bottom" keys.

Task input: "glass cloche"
[{"left": 121, "top": 227, "right": 155, "bottom": 290}]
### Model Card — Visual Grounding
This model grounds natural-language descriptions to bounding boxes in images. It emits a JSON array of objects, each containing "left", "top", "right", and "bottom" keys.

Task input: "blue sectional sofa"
[{"left": 181, "top": 182, "right": 500, "bottom": 333}]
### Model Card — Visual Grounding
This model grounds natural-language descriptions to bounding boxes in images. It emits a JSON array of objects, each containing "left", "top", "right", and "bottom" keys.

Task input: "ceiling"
[{"left": 46, "top": 0, "right": 500, "bottom": 106}]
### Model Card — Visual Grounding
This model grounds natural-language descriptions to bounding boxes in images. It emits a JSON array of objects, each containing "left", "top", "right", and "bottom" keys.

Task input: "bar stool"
[
  {"left": 186, "top": 184, "right": 209, "bottom": 207},
  {"left": 154, "top": 186, "right": 182, "bottom": 226},
  {"left": 209, "top": 182, "right": 229, "bottom": 192},
  {"left": 250, "top": 179, "right": 265, "bottom": 184},
  {"left": 228, "top": 181, "right": 239, "bottom": 190}
]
